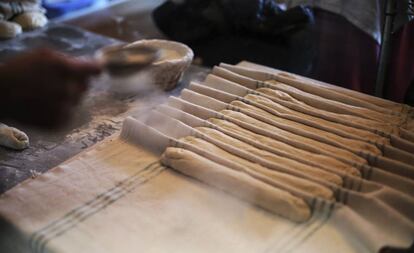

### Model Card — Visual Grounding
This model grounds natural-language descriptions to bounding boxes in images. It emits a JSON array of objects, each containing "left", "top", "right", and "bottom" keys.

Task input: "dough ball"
[
  {"left": 13, "top": 12, "right": 48, "bottom": 30},
  {"left": 0, "top": 124, "right": 29, "bottom": 150},
  {"left": 0, "top": 21, "right": 22, "bottom": 39}
]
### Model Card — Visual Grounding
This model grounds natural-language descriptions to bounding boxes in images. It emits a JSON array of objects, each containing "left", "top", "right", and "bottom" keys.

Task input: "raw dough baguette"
[
  {"left": 179, "top": 136, "right": 336, "bottom": 200},
  {"left": 244, "top": 93, "right": 389, "bottom": 146},
  {"left": 195, "top": 126, "right": 344, "bottom": 186},
  {"left": 225, "top": 103, "right": 414, "bottom": 177},
  {"left": 208, "top": 118, "right": 361, "bottom": 177},
  {"left": 257, "top": 88, "right": 414, "bottom": 155},
  {"left": 234, "top": 100, "right": 414, "bottom": 168},
  {"left": 270, "top": 70, "right": 412, "bottom": 116},
  {"left": 272, "top": 72, "right": 400, "bottom": 116},
  {"left": 266, "top": 80, "right": 403, "bottom": 125},
  {"left": 256, "top": 87, "right": 398, "bottom": 136},
  {"left": 220, "top": 63, "right": 410, "bottom": 115},
  {"left": 220, "top": 109, "right": 367, "bottom": 165},
  {"left": 210, "top": 64, "right": 399, "bottom": 137},
  {"left": 230, "top": 100, "right": 381, "bottom": 156},
  {"left": 161, "top": 147, "right": 312, "bottom": 222}
]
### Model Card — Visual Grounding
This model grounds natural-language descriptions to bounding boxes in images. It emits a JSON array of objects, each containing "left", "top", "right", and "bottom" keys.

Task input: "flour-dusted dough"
[
  {"left": 219, "top": 63, "right": 410, "bottom": 114},
  {"left": 0, "top": 20, "right": 22, "bottom": 39},
  {"left": 179, "top": 136, "right": 335, "bottom": 200},
  {"left": 196, "top": 126, "right": 343, "bottom": 186},
  {"left": 256, "top": 87, "right": 397, "bottom": 136},
  {"left": 272, "top": 72, "right": 399, "bottom": 116},
  {"left": 244, "top": 93, "right": 389, "bottom": 146},
  {"left": 161, "top": 147, "right": 311, "bottom": 222},
  {"left": 206, "top": 119, "right": 361, "bottom": 177},
  {"left": 13, "top": 12, "right": 47, "bottom": 30},
  {"left": 231, "top": 100, "right": 381, "bottom": 156},
  {"left": 0, "top": 123, "right": 29, "bottom": 150},
  {"left": 220, "top": 109, "right": 367, "bottom": 165},
  {"left": 265, "top": 80, "right": 403, "bottom": 125}
]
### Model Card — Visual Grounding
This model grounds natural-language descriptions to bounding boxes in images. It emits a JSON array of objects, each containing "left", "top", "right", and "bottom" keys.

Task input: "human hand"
[{"left": 0, "top": 49, "right": 102, "bottom": 127}]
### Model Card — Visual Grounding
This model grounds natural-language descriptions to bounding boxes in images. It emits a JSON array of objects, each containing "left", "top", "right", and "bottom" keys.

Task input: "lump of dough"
[
  {"left": 0, "top": 21, "right": 22, "bottom": 39},
  {"left": 13, "top": 12, "right": 48, "bottom": 30},
  {"left": 161, "top": 147, "right": 311, "bottom": 222},
  {"left": 0, "top": 124, "right": 29, "bottom": 150}
]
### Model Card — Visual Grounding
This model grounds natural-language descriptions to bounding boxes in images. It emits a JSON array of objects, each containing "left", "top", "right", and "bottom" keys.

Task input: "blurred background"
[{"left": 46, "top": 0, "right": 414, "bottom": 104}]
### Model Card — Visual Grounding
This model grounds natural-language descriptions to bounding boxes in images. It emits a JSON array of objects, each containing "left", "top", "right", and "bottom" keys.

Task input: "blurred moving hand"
[{"left": 0, "top": 49, "right": 102, "bottom": 127}]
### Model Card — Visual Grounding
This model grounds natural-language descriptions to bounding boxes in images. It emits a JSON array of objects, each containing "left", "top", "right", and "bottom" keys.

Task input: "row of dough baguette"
[
  {"left": 232, "top": 99, "right": 414, "bottom": 166},
  {"left": 213, "top": 65, "right": 414, "bottom": 143},
  {"left": 144, "top": 108, "right": 342, "bottom": 193},
  {"left": 193, "top": 70, "right": 414, "bottom": 170},
  {"left": 154, "top": 104, "right": 414, "bottom": 223},
  {"left": 138, "top": 96, "right": 414, "bottom": 223},
  {"left": 161, "top": 146, "right": 414, "bottom": 236},
  {"left": 204, "top": 73, "right": 404, "bottom": 152},
  {"left": 218, "top": 63, "right": 413, "bottom": 124},
  {"left": 166, "top": 96, "right": 414, "bottom": 195},
  {"left": 192, "top": 79, "right": 385, "bottom": 156},
  {"left": 181, "top": 87, "right": 414, "bottom": 179},
  {"left": 154, "top": 64, "right": 414, "bottom": 223},
  {"left": 235, "top": 62, "right": 412, "bottom": 115},
  {"left": 159, "top": 104, "right": 414, "bottom": 211},
  {"left": 207, "top": 68, "right": 414, "bottom": 155},
  {"left": 125, "top": 112, "right": 319, "bottom": 222},
  {"left": 150, "top": 115, "right": 333, "bottom": 223}
]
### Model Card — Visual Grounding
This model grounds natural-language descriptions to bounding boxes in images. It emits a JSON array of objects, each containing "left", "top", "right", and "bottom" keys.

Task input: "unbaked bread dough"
[
  {"left": 230, "top": 100, "right": 381, "bottom": 156},
  {"left": 195, "top": 126, "right": 343, "bottom": 186},
  {"left": 161, "top": 147, "right": 312, "bottom": 222},
  {"left": 0, "top": 123, "right": 29, "bottom": 150},
  {"left": 13, "top": 12, "right": 47, "bottom": 30},
  {"left": 256, "top": 87, "right": 397, "bottom": 135},
  {"left": 0, "top": 20, "right": 22, "bottom": 39},
  {"left": 266, "top": 80, "right": 403, "bottom": 125},
  {"left": 244, "top": 93, "right": 388, "bottom": 146},
  {"left": 272, "top": 71, "right": 413, "bottom": 118},
  {"left": 220, "top": 109, "right": 367, "bottom": 165},
  {"left": 207, "top": 118, "right": 361, "bottom": 177},
  {"left": 179, "top": 136, "right": 335, "bottom": 200}
]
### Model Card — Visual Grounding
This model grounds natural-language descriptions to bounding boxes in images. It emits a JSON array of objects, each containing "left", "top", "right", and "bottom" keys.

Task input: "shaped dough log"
[
  {"left": 220, "top": 109, "right": 366, "bottom": 165},
  {"left": 231, "top": 100, "right": 381, "bottom": 156},
  {"left": 256, "top": 87, "right": 397, "bottom": 136},
  {"left": 208, "top": 118, "right": 361, "bottom": 177},
  {"left": 161, "top": 147, "right": 311, "bottom": 222},
  {"left": 179, "top": 136, "right": 335, "bottom": 200},
  {"left": 266, "top": 80, "right": 403, "bottom": 125},
  {"left": 244, "top": 93, "right": 388, "bottom": 146},
  {"left": 0, "top": 123, "right": 29, "bottom": 150},
  {"left": 196, "top": 126, "right": 344, "bottom": 185}
]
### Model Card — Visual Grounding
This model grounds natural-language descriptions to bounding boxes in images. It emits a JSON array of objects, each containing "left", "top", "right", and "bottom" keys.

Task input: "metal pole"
[{"left": 375, "top": 0, "right": 397, "bottom": 98}]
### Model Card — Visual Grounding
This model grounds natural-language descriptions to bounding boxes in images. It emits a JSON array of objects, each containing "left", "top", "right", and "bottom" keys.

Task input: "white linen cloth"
[{"left": 0, "top": 62, "right": 413, "bottom": 253}]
